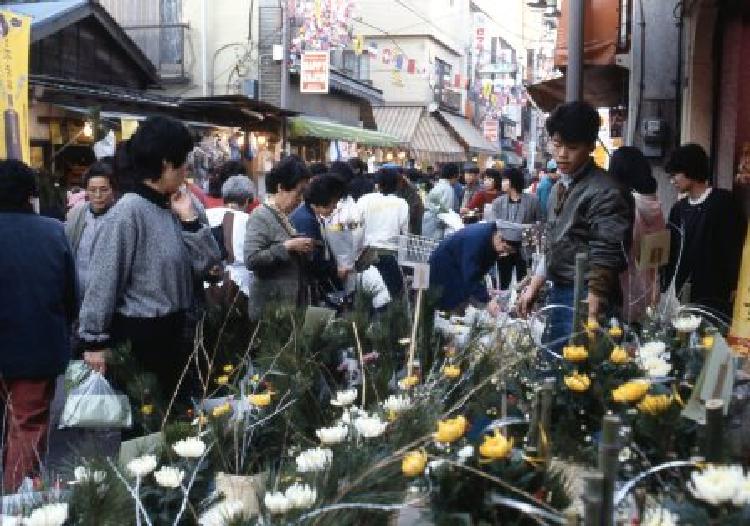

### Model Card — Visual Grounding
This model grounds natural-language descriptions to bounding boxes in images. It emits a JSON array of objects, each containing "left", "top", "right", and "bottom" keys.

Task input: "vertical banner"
[
  {"left": 300, "top": 51, "right": 330, "bottom": 94},
  {"left": 729, "top": 226, "right": 750, "bottom": 357},
  {"left": 0, "top": 10, "right": 31, "bottom": 163}
]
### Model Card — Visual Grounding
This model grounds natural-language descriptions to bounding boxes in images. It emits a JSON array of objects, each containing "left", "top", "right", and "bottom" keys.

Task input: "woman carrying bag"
[{"left": 243, "top": 156, "right": 314, "bottom": 320}]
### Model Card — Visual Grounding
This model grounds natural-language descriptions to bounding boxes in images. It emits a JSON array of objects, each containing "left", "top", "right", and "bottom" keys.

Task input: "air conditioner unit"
[{"left": 241, "top": 79, "right": 259, "bottom": 99}]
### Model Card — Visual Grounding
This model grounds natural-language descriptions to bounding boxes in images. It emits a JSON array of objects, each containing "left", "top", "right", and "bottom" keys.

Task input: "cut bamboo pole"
[
  {"left": 704, "top": 399, "right": 724, "bottom": 463},
  {"left": 352, "top": 322, "right": 366, "bottom": 408},
  {"left": 598, "top": 415, "right": 621, "bottom": 526},
  {"left": 407, "top": 288, "right": 424, "bottom": 378}
]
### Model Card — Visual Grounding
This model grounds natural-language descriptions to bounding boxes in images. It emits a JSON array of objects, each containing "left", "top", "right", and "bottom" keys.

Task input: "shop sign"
[
  {"left": 300, "top": 51, "right": 330, "bottom": 94},
  {"left": 0, "top": 10, "right": 31, "bottom": 163},
  {"left": 483, "top": 119, "right": 499, "bottom": 143}
]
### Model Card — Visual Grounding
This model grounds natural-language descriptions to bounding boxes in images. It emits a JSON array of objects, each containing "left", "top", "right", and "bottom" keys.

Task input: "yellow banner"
[
  {"left": 0, "top": 10, "right": 31, "bottom": 163},
  {"left": 729, "top": 225, "right": 750, "bottom": 356}
]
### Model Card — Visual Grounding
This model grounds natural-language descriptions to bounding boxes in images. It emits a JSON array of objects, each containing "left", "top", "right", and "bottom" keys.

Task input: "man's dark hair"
[
  {"left": 441, "top": 162, "right": 460, "bottom": 181},
  {"left": 329, "top": 161, "right": 355, "bottom": 183},
  {"left": 545, "top": 101, "right": 601, "bottom": 144},
  {"left": 665, "top": 143, "right": 710, "bottom": 182},
  {"left": 610, "top": 146, "right": 658, "bottom": 194},
  {"left": 304, "top": 174, "right": 346, "bottom": 206},
  {"left": 348, "top": 157, "right": 366, "bottom": 176},
  {"left": 0, "top": 159, "right": 37, "bottom": 209},
  {"left": 83, "top": 160, "right": 116, "bottom": 189},
  {"left": 209, "top": 160, "right": 246, "bottom": 198},
  {"left": 376, "top": 168, "right": 399, "bottom": 195},
  {"left": 463, "top": 162, "right": 480, "bottom": 175},
  {"left": 502, "top": 167, "right": 526, "bottom": 193},
  {"left": 308, "top": 162, "right": 328, "bottom": 176},
  {"left": 266, "top": 155, "right": 311, "bottom": 194},
  {"left": 128, "top": 116, "right": 193, "bottom": 183}
]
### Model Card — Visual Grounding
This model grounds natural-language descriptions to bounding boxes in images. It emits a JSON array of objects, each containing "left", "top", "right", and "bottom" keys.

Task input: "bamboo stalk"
[
  {"left": 582, "top": 473, "right": 604, "bottom": 526},
  {"left": 598, "top": 415, "right": 621, "bottom": 526},
  {"left": 571, "top": 253, "right": 588, "bottom": 346},
  {"left": 704, "top": 399, "right": 724, "bottom": 463},
  {"left": 407, "top": 288, "right": 424, "bottom": 378},
  {"left": 539, "top": 379, "right": 555, "bottom": 466},
  {"left": 352, "top": 322, "right": 366, "bottom": 408}
]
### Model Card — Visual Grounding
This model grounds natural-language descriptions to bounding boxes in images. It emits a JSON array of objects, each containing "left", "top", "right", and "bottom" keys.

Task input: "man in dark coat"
[
  {"left": 429, "top": 221, "right": 519, "bottom": 312},
  {"left": 663, "top": 143, "right": 747, "bottom": 319},
  {"left": 0, "top": 160, "right": 78, "bottom": 491}
]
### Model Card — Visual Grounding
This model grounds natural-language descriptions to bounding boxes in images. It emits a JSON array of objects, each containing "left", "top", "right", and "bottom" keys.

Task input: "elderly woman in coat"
[{"left": 244, "top": 156, "right": 313, "bottom": 319}]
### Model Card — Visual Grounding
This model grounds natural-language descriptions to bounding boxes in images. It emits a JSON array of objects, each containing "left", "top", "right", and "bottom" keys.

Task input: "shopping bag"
[{"left": 59, "top": 372, "right": 132, "bottom": 429}]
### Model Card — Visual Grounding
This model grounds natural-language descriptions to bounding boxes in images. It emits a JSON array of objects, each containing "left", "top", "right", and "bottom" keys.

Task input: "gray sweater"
[
  {"left": 78, "top": 191, "right": 221, "bottom": 347},
  {"left": 243, "top": 204, "right": 304, "bottom": 319},
  {"left": 491, "top": 193, "right": 542, "bottom": 226}
]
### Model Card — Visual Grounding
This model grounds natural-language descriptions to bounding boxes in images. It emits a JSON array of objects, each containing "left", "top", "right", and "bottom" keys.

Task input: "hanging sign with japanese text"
[{"left": 300, "top": 51, "right": 330, "bottom": 94}]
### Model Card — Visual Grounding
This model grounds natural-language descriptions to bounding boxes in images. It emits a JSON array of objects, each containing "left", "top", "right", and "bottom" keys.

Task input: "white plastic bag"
[{"left": 60, "top": 372, "right": 132, "bottom": 429}]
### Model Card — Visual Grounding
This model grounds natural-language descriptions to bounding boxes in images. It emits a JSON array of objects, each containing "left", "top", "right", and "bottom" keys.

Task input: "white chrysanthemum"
[
  {"left": 640, "top": 355, "right": 672, "bottom": 377},
  {"left": 284, "top": 483, "right": 317, "bottom": 509},
  {"left": 732, "top": 475, "right": 750, "bottom": 506},
  {"left": 673, "top": 314, "right": 701, "bottom": 333},
  {"left": 153, "top": 466, "right": 185, "bottom": 489},
  {"left": 127, "top": 455, "right": 158, "bottom": 477},
  {"left": 457, "top": 445, "right": 474, "bottom": 461},
  {"left": 198, "top": 499, "right": 244, "bottom": 526},
  {"left": 296, "top": 447, "right": 333, "bottom": 472},
  {"left": 383, "top": 394, "right": 413, "bottom": 413},
  {"left": 316, "top": 425, "right": 348, "bottom": 445},
  {"left": 173, "top": 436, "right": 207, "bottom": 458},
  {"left": 642, "top": 507, "right": 678, "bottom": 526},
  {"left": 25, "top": 503, "right": 68, "bottom": 526},
  {"left": 639, "top": 341, "right": 667, "bottom": 360},
  {"left": 354, "top": 414, "right": 388, "bottom": 438},
  {"left": 73, "top": 466, "right": 106, "bottom": 484},
  {"left": 689, "top": 465, "right": 746, "bottom": 505},
  {"left": 330, "top": 389, "right": 358, "bottom": 407},
  {"left": 264, "top": 492, "right": 291, "bottom": 515}
]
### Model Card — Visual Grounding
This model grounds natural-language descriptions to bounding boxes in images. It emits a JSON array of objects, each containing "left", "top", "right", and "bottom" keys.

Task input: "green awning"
[{"left": 289, "top": 116, "right": 399, "bottom": 147}]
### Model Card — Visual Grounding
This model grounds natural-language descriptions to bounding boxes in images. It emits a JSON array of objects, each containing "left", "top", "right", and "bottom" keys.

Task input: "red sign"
[
  {"left": 483, "top": 119, "right": 499, "bottom": 143},
  {"left": 300, "top": 51, "right": 330, "bottom": 94}
]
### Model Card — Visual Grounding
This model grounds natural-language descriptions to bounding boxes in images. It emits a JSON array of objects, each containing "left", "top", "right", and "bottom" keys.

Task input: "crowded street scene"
[{"left": 1, "top": 0, "right": 750, "bottom": 524}]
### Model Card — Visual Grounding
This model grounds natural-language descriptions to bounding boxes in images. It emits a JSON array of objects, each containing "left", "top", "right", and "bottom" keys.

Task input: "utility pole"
[
  {"left": 280, "top": 1, "right": 289, "bottom": 153},
  {"left": 565, "top": 0, "right": 584, "bottom": 102}
]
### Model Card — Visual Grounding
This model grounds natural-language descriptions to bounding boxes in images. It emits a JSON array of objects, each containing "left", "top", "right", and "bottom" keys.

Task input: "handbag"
[{"left": 206, "top": 212, "right": 242, "bottom": 307}]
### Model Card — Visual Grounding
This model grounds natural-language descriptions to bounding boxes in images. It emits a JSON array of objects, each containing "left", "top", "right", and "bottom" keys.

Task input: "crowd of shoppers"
[{"left": 1, "top": 100, "right": 747, "bottom": 492}]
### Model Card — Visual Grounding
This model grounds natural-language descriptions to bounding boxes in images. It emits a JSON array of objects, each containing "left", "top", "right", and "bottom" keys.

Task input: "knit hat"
[{"left": 495, "top": 220, "right": 524, "bottom": 243}]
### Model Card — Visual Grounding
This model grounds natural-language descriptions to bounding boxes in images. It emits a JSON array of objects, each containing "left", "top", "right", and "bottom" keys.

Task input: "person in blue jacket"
[
  {"left": 429, "top": 221, "right": 520, "bottom": 312},
  {"left": 0, "top": 160, "right": 78, "bottom": 491},
  {"left": 290, "top": 174, "right": 347, "bottom": 304}
]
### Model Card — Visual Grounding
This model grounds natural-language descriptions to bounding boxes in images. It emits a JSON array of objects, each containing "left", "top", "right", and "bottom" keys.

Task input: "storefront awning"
[
  {"left": 289, "top": 116, "right": 399, "bottom": 147},
  {"left": 526, "top": 66, "right": 628, "bottom": 113},
  {"left": 411, "top": 113, "right": 466, "bottom": 163},
  {"left": 438, "top": 111, "right": 500, "bottom": 154},
  {"left": 371, "top": 106, "right": 423, "bottom": 145}
]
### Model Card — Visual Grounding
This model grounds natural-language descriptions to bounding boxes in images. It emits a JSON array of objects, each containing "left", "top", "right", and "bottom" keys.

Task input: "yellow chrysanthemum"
[
  {"left": 612, "top": 380, "right": 650, "bottom": 403},
  {"left": 479, "top": 429, "right": 513, "bottom": 460},
  {"left": 402, "top": 450, "right": 428, "bottom": 477},
  {"left": 564, "top": 372, "right": 591, "bottom": 392}
]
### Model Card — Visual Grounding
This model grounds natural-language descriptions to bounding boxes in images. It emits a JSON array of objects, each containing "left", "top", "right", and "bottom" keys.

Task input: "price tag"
[{"left": 412, "top": 263, "right": 430, "bottom": 290}]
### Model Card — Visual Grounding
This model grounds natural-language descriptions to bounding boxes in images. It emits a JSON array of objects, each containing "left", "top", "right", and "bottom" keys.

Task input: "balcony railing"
[{"left": 122, "top": 23, "right": 190, "bottom": 83}]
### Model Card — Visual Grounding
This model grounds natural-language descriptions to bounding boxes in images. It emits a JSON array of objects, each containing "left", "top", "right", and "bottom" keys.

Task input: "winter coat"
[
  {"left": 0, "top": 210, "right": 78, "bottom": 378},
  {"left": 429, "top": 222, "right": 498, "bottom": 310},
  {"left": 545, "top": 160, "right": 632, "bottom": 304},
  {"left": 244, "top": 204, "right": 306, "bottom": 319},
  {"left": 620, "top": 193, "right": 666, "bottom": 322}
]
